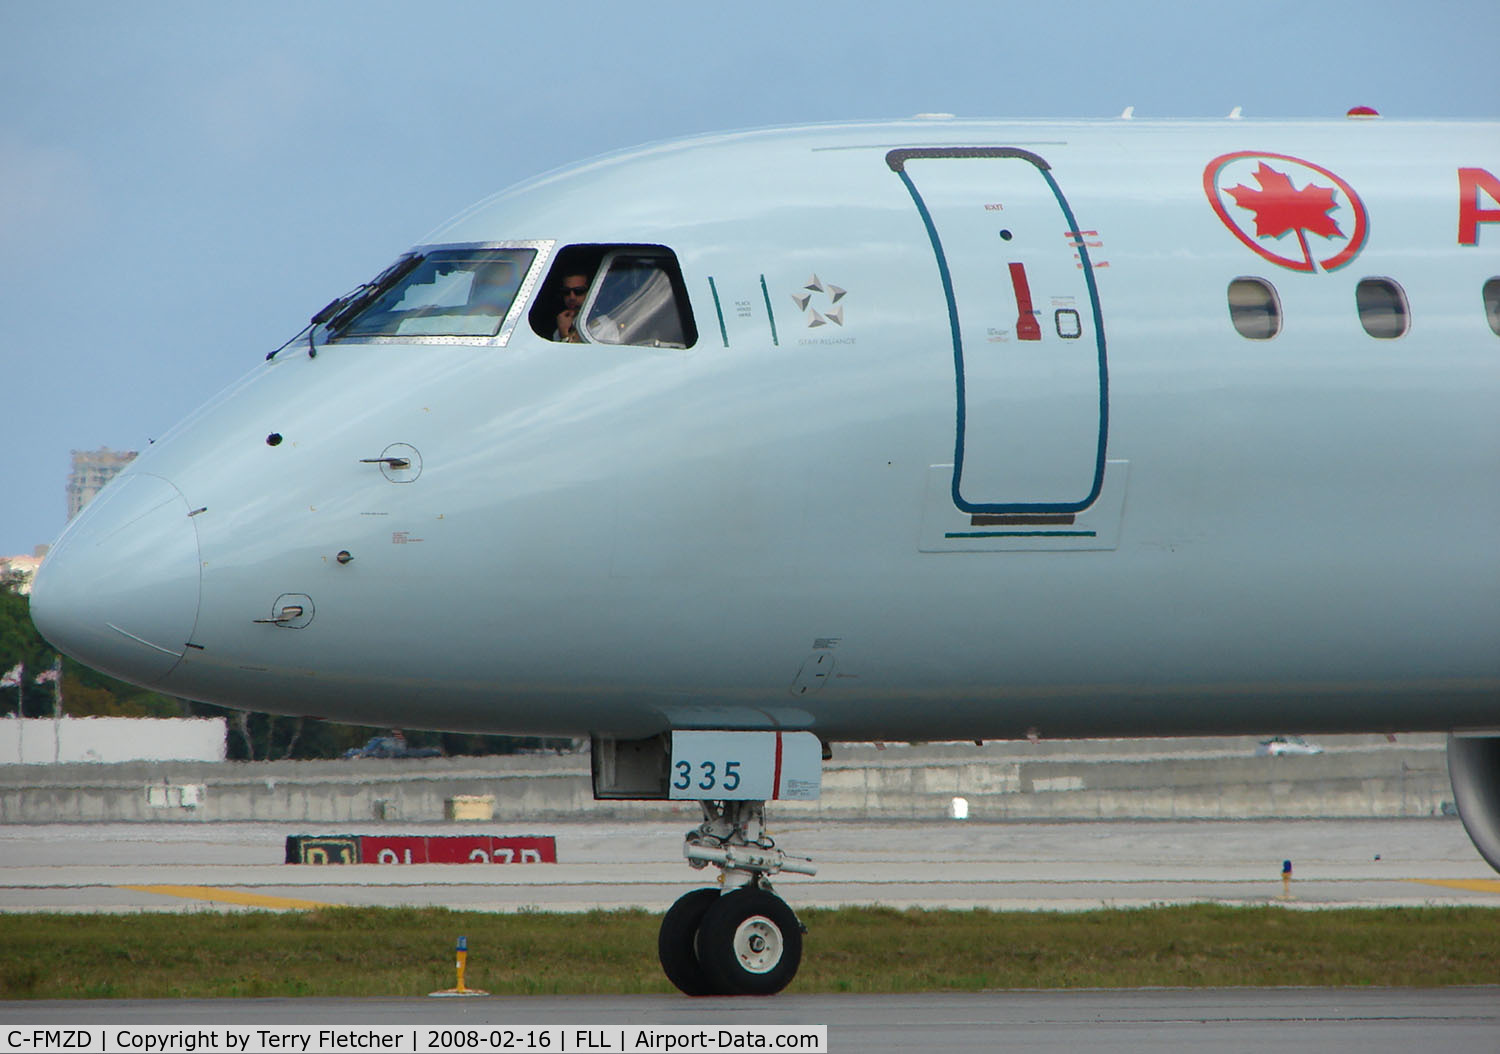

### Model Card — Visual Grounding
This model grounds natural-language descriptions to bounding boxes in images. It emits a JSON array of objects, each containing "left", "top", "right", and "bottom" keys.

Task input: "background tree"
[{"left": 0, "top": 579, "right": 56, "bottom": 718}]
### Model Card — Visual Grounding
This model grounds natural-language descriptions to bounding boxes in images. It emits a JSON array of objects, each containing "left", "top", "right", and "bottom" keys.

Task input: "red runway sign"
[{"left": 286, "top": 834, "right": 557, "bottom": 864}]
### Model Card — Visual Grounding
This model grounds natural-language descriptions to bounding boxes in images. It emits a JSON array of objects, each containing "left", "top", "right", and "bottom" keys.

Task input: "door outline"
[{"left": 887, "top": 147, "right": 1110, "bottom": 514}]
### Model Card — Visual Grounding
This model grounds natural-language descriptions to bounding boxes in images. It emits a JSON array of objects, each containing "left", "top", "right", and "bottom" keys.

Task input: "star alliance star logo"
[{"left": 790, "top": 274, "right": 847, "bottom": 327}]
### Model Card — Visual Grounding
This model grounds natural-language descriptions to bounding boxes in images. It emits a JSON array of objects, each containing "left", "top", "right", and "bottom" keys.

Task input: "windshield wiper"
[
  {"left": 320, "top": 253, "right": 423, "bottom": 334},
  {"left": 267, "top": 253, "right": 424, "bottom": 362}
]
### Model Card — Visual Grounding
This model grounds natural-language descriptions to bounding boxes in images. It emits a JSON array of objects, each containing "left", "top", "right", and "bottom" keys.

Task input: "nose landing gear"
[{"left": 659, "top": 800, "right": 814, "bottom": 996}]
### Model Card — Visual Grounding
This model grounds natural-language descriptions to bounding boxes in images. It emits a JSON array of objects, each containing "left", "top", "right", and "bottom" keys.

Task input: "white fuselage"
[{"left": 31, "top": 119, "right": 1500, "bottom": 742}]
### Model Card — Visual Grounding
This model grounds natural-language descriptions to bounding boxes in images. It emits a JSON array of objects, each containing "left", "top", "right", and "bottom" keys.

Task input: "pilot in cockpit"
[{"left": 553, "top": 272, "right": 591, "bottom": 343}]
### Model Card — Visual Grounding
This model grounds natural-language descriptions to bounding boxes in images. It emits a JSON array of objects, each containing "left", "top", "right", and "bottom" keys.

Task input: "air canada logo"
[
  {"left": 790, "top": 274, "right": 847, "bottom": 327},
  {"left": 1203, "top": 152, "right": 1368, "bottom": 273}
]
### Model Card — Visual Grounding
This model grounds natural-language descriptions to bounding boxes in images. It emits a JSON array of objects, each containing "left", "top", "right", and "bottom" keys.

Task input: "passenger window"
[
  {"left": 1485, "top": 278, "right": 1500, "bottom": 337},
  {"left": 1356, "top": 278, "right": 1409, "bottom": 339},
  {"left": 1227, "top": 277, "right": 1281, "bottom": 340}
]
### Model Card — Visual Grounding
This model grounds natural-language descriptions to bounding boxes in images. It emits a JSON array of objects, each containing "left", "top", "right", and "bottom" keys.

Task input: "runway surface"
[
  {"left": 3, "top": 819, "right": 1498, "bottom": 1050},
  {"left": 3, "top": 990, "right": 1499, "bottom": 1053},
  {"left": 2, "top": 818, "right": 1498, "bottom": 914}
]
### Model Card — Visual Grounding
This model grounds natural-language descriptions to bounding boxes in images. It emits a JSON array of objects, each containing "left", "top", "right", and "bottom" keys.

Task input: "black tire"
[
  {"left": 695, "top": 887, "right": 802, "bottom": 996},
  {"left": 658, "top": 888, "right": 721, "bottom": 996}
]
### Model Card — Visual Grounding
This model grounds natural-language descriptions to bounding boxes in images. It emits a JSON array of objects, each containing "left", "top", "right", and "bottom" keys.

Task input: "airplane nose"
[{"left": 30, "top": 472, "right": 202, "bottom": 687}]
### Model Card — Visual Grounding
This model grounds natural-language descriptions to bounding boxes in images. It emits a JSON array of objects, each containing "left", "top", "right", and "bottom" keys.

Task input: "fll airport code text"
[{"left": 2, "top": 1027, "right": 829, "bottom": 1054}]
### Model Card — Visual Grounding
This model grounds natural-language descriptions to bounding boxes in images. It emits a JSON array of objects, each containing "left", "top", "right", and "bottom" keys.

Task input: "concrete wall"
[
  {"left": 0, "top": 735, "right": 1453, "bottom": 824},
  {"left": 0, "top": 716, "right": 227, "bottom": 765},
  {"left": 805, "top": 738, "right": 1451, "bottom": 821}
]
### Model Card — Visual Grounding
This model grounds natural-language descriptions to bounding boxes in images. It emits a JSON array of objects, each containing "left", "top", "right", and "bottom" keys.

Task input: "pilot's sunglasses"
[{"left": 562, "top": 285, "right": 587, "bottom": 295}]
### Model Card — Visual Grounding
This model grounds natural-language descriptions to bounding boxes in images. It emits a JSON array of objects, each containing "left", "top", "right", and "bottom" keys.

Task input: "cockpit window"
[
  {"left": 333, "top": 246, "right": 539, "bottom": 342},
  {"left": 529, "top": 244, "right": 696, "bottom": 349},
  {"left": 584, "top": 250, "right": 696, "bottom": 348}
]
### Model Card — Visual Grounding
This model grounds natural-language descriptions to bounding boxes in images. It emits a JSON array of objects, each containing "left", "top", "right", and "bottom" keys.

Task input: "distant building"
[
  {"left": 0, "top": 550, "right": 45, "bottom": 594},
  {"left": 66, "top": 447, "right": 136, "bottom": 521}
]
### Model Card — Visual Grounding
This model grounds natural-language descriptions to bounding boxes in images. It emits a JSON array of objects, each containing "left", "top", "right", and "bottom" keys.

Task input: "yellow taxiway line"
[
  {"left": 1406, "top": 878, "right": 1500, "bottom": 896},
  {"left": 120, "top": 885, "right": 333, "bottom": 910}
]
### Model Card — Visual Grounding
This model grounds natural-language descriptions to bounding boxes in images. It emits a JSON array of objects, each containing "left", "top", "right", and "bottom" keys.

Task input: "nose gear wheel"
[
  {"left": 658, "top": 799, "right": 810, "bottom": 996},
  {"left": 657, "top": 887, "right": 719, "bottom": 996},
  {"left": 733, "top": 915, "right": 782, "bottom": 973},
  {"left": 696, "top": 887, "right": 801, "bottom": 995}
]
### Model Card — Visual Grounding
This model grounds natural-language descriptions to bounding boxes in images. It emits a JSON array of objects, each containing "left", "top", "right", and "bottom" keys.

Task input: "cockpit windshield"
[{"left": 333, "top": 247, "right": 538, "bottom": 340}]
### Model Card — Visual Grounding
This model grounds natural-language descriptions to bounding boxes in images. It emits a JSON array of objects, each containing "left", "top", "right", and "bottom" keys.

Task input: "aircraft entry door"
[{"left": 888, "top": 148, "right": 1108, "bottom": 514}]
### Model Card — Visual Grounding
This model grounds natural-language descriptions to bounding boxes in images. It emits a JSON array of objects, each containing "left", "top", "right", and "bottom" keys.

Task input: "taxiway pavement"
[
  {"left": 1, "top": 818, "right": 1498, "bottom": 913},
  {"left": 2, "top": 990, "right": 1499, "bottom": 1053}
]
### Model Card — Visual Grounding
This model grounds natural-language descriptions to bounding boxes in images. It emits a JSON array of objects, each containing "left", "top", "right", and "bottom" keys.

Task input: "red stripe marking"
[
  {"left": 1009, "top": 262, "right": 1042, "bottom": 341},
  {"left": 772, "top": 732, "right": 784, "bottom": 800}
]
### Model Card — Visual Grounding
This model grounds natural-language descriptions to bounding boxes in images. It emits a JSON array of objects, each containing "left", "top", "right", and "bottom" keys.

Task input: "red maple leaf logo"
[
  {"left": 1226, "top": 162, "right": 1345, "bottom": 271},
  {"left": 1203, "top": 152, "right": 1369, "bottom": 273}
]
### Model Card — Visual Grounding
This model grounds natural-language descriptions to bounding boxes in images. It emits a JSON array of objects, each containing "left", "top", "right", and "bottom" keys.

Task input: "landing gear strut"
[{"left": 659, "top": 800, "right": 815, "bottom": 996}]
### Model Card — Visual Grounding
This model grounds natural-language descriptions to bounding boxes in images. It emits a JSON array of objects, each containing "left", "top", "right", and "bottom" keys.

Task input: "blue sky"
[{"left": 2, "top": 0, "right": 1496, "bottom": 555}]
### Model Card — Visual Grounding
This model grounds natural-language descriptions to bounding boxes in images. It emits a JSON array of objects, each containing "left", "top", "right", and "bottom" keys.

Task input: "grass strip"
[{"left": 2, "top": 905, "right": 1497, "bottom": 999}]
